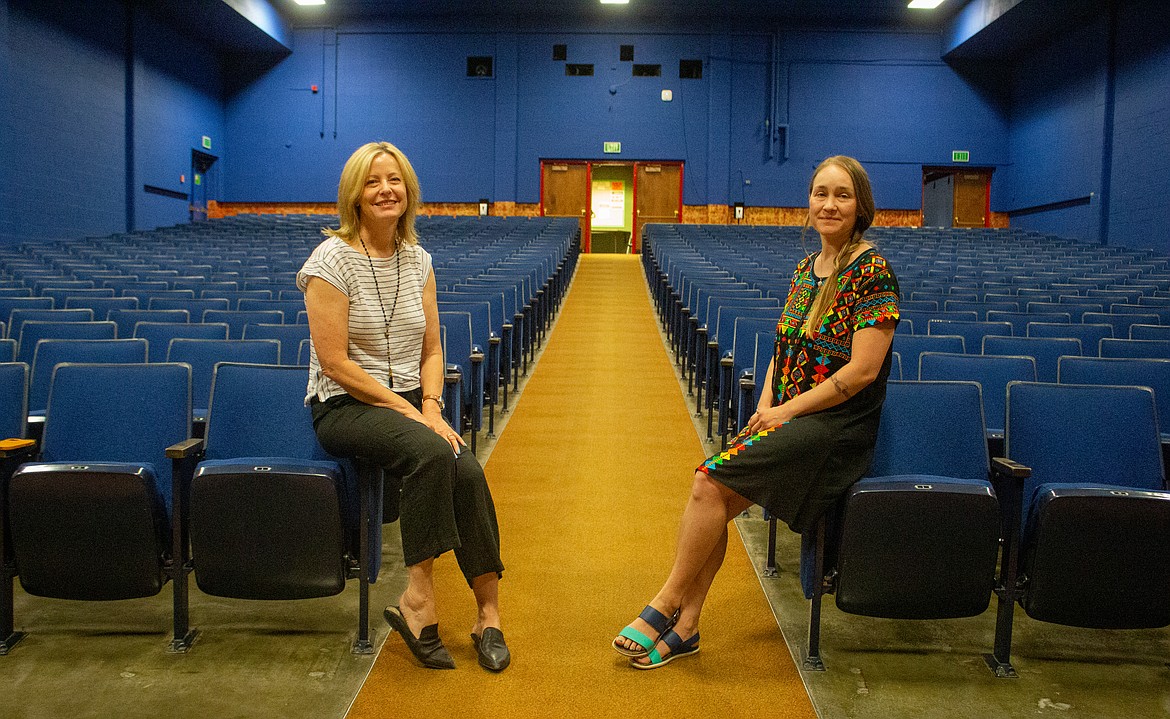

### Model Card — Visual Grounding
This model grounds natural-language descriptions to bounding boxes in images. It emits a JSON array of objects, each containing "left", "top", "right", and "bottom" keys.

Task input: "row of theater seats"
[
  {"left": 0, "top": 215, "right": 580, "bottom": 654},
  {"left": 643, "top": 223, "right": 1170, "bottom": 675},
  {"left": 0, "top": 214, "right": 581, "bottom": 451},
  {"left": 644, "top": 224, "right": 1170, "bottom": 449}
]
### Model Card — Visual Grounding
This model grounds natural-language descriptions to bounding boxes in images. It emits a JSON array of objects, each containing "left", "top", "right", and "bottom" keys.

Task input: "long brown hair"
[
  {"left": 800, "top": 156, "right": 876, "bottom": 338},
  {"left": 323, "top": 141, "right": 423, "bottom": 247}
]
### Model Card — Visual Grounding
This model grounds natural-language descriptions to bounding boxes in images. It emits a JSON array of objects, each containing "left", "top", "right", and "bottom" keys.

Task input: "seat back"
[
  {"left": 203, "top": 363, "right": 327, "bottom": 462},
  {"left": 9, "top": 309, "right": 94, "bottom": 346},
  {"left": 1006, "top": 382, "right": 1165, "bottom": 519},
  {"left": 202, "top": 310, "right": 285, "bottom": 338},
  {"left": 0, "top": 362, "right": 29, "bottom": 439},
  {"left": 236, "top": 299, "right": 306, "bottom": 324},
  {"left": 241, "top": 323, "right": 311, "bottom": 365},
  {"left": 147, "top": 297, "right": 231, "bottom": 316},
  {"left": 916, "top": 355, "right": 1035, "bottom": 436},
  {"left": 1099, "top": 338, "right": 1170, "bottom": 359},
  {"left": 1026, "top": 322, "right": 1112, "bottom": 356},
  {"left": 1130, "top": 324, "right": 1170, "bottom": 341},
  {"left": 982, "top": 336, "right": 1081, "bottom": 383},
  {"left": 868, "top": 380, "right": 990, "bottom": 480},
  {"left": 133, "top": 321, "right": 230, "bottom": 362},
  {"left": 39, "top": 363, "right": 192, "bottom": 489},
  {"left": 17, "top": 320, "right": 116, "bottom": 364},
  {"left": 107, "top": 309, "right": 190, "bottom": 338},
  {"left": 1058, "top": 356, "right": 1170, "bottom": 439},
  {"left": 892, "top": 334, "right": 965, "bottom": 379},
  {"left": 62, "top": 296, "right": 137, "bottom": 320},
  {"left": 438, "top": 310, "right": 481, "bottom": 431},
  {"left": 29, "top": 339, "right": 148, "bottom": 415},
  {"left": 0, "top": 297, "right": 55, "bottom": 334},
  {"left": 165, "top": 339, "right": 281, "bottom": 414},
  {"left": 1082, "top": 312, "right": 1160, "bottom": 340},
  {"left": 927, "top": 320, "right": 1013, "bottom": 352}
]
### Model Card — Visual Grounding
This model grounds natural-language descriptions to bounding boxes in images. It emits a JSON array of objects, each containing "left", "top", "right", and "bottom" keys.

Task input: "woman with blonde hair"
[
  {"left": 612, "top": 155, "right": 899, "bottom": 668},
  {"left": 299, "top": 141, "right": 509, "bottom": 672}
]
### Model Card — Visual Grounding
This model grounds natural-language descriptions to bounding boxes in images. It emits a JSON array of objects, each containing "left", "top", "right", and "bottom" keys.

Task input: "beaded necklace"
[{"left": 357, "top": 234, "right": 402, "bottom": 388}]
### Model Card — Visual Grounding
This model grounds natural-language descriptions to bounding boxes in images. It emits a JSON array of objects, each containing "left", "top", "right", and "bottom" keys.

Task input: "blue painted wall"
[
  {"left": 133, "top": 14, "right": 226, "bottom": 232},
  {"left": 2, "top": 0, "right": 128, "bottom": 244},
  {"left": 5, "top": 2, "right": 1170, "bottom": 254},
  {"left": 1001, "top": 0, "right": 1170, "bottom": 251},
  {"left": 1000, "top": 17, "right": 1106, "bottom": 243},
  {"left": 0, "top": 0, "right": 225, "bottom": 245},
  {"left": 1107, "top": 0, "right": 1170, "bottom": 252},
  {"left": 223, "top": 22, "right": 1009, "bottom": 212}
]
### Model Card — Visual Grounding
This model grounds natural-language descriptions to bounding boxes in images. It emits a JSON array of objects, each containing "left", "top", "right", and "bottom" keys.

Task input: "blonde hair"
[
  {"left": 323, "top": 141, "right": 423, "bottom": 246},
  {"left": 801, "top": 155, "right": 876, "bottom": 338}
]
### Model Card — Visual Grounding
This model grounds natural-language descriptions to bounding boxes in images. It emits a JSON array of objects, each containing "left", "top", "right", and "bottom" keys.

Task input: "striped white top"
[{"left": 297, "top": 236, "right": 433, "bottom": 403}]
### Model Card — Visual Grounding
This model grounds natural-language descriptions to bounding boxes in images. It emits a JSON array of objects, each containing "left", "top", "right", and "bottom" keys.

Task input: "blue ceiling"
[{"left": 277, "top": 0, "right": 965, "bottom": 29}]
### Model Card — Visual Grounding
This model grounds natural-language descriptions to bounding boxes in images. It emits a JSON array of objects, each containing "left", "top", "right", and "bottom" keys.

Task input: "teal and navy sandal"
[
  {"left": 612, "top": 605, "right": 678, "bottom": 658},
  {"left": 630, "top": 629, "right": 700, "bottom": 670}
]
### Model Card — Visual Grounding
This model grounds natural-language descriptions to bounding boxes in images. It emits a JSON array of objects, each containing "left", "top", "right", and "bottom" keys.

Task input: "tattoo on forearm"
[{"left": 830, "top": 375, "right": 852, "bottom": 398}]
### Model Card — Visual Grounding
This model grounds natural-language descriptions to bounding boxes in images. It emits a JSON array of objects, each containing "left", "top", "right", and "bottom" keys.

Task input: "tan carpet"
[{"left": 347, "top": 255, "right": 817, "bottom": 719}]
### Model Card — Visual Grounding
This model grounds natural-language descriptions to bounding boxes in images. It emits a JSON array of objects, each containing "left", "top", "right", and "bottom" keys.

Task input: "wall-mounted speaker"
[
  {"left": 467, "top": 56, "right": 494, "bottom": 78},
  {"left": 620, "top": 45, "right": 634, "bottom": 62},
  {"left": 552, "top": 44, "right": 567, "bottom": 61}
]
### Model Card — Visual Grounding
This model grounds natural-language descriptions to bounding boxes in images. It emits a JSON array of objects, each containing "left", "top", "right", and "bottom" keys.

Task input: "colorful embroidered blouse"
[{"left": 773, "top": 249, "right": 900, "bottom": 403}]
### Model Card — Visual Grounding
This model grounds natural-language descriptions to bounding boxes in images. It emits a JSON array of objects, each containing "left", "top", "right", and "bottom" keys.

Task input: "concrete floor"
[
  {"left": 735, "top": 512, "right": 1170, "bottom": 719},
  {"left": 3, "top": 273, "right": 1170, "bottom": 718}
]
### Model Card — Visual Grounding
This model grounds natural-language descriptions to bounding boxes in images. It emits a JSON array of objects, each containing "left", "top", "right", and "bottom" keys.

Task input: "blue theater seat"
[
  {"left": 992, "top": 382, "right": 1170, "bottom": 667},
  {"left": 170, "top": 363, "right": 381, "bottom": 653},
  {"left": 799, "top": 381, "right": 1026, "bottom": 673},
  {"left": 0, "top": 363, "right": 193, "bottom": 654}
]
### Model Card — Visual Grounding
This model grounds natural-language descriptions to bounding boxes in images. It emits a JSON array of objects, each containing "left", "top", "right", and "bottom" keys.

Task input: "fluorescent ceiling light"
[
  {"left": 600, "top": 0, "right": 630, "bottom": 4},
  {"left": 293, "top": 0, "right": 326, "bottom": 6},
  {"left": 908, "top": 0, "right": 945, "bottom": 8}
]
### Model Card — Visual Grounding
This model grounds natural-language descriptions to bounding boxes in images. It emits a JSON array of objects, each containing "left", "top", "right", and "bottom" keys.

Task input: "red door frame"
[
  {"left": 539, "top": 160, "right": 593, "bottom": 251},
  {"left": 541, "top": 159, "right": 683, "bottom": 253}
]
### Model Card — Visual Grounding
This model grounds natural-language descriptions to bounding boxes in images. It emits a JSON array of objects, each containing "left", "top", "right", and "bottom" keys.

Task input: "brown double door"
[
  {"left": 922, "top": 167, "right": 992, "bottom": 228},
  {"left": 540, "top": 160, "right": 682, "bottom": 253}
]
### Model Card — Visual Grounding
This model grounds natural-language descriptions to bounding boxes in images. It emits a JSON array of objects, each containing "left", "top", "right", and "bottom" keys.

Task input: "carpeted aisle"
[{"left": 346, "top": 255, "right": 817, "bottom": 719}]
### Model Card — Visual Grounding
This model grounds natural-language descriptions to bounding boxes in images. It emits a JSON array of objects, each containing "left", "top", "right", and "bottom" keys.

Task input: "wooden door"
[
  {"left": 541, "top": 161, "right": 590, "bottom": 244},
  {"left": 953, "top": 170, "right": 990, "bottom": 228},
  {"left": 634, "top": 162, "right": 682, "bottom": 252}
]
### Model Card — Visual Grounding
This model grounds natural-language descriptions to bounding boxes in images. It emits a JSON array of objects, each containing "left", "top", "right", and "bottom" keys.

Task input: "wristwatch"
[{"left": 423, "top": 394, "right": 445, "bottom": 410}]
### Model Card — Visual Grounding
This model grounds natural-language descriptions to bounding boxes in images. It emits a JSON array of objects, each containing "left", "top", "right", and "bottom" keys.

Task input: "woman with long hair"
[{"left": 613, "top": 156, "right": 900, "bottom": 668}]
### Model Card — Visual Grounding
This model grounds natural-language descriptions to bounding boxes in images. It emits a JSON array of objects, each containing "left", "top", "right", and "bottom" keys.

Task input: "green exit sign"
[
  {"left": 952, "top": 150, "right": 970, "bottom": 163},
  {"left": 202, "top": 136, "right": 212, "bottom": 150},
  {"left": 603, "top": 141, "right": 622, "bottom": 154}
]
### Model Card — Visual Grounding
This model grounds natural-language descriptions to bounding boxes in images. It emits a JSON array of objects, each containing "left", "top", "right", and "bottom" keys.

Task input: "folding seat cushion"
[
  {"left": 833, "top": 476, "right": 1000, "bottom": 618},
  {"left": 191, "top": 458, "right": 348, "bottom": 599},
  {"left": 1020, "top": 485, "right": 1170, "bottom": 628}
]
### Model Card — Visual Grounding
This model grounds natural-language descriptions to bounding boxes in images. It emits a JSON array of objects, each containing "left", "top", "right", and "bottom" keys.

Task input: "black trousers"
[{"left": 311, "top": 391, "right": 503, "bottom": 585}]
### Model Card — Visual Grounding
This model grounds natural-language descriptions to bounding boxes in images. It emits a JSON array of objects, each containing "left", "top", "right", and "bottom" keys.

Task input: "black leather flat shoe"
[
  {"left": 471, "top": 627, "right": 511, "bottom": 673},
  {"left": 384, "top": 606, "right": 456, "bottom": 669}
]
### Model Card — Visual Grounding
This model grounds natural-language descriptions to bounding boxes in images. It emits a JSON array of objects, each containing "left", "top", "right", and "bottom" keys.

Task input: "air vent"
[
  {"left": 632, "top": 64, "right": 661, "bottom": 77},
  {"left": 467, "top": 56, "right": 493, "bottom": 78},
  {"left": 680, "top": 59, "right": 703, "bottom": 79},
  {"left": 565, "top": 63, "right": 594, "bottom": 76}
]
